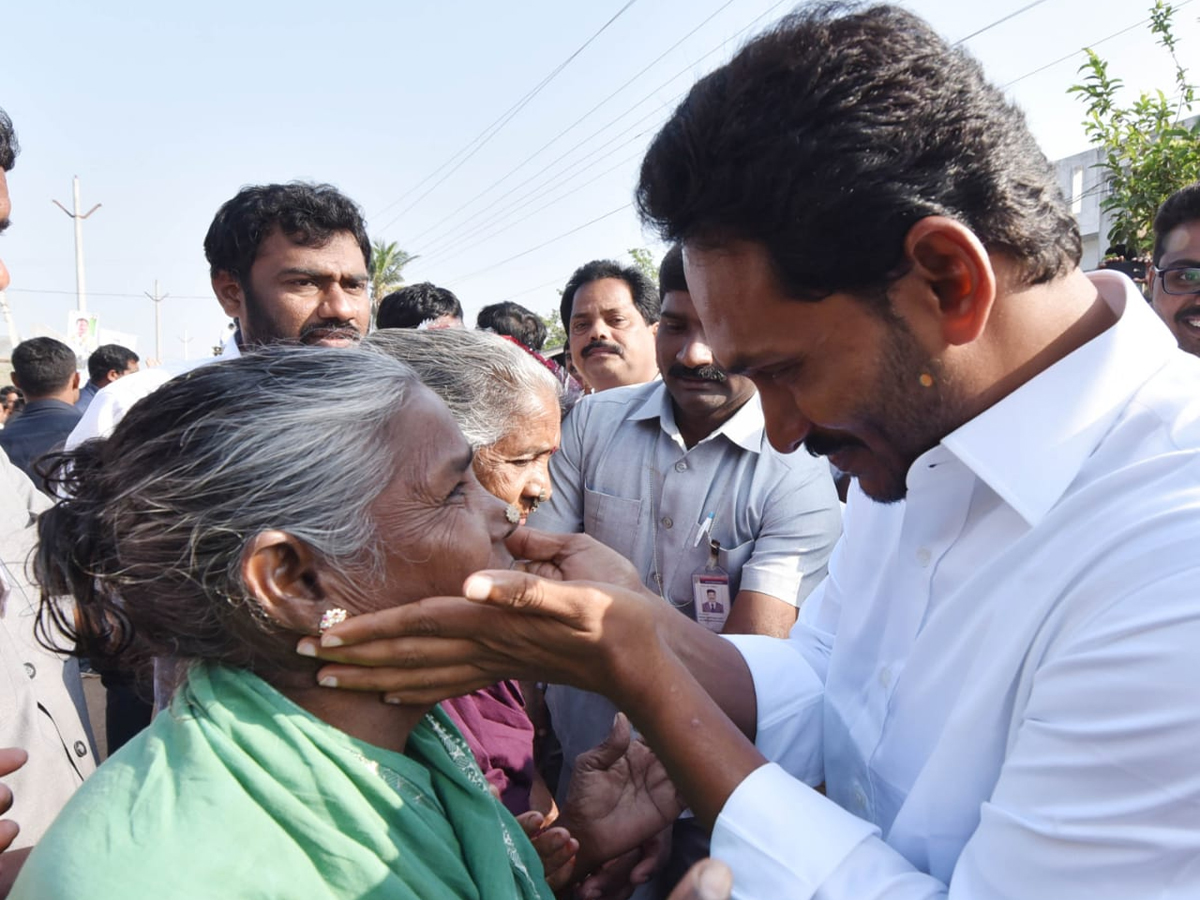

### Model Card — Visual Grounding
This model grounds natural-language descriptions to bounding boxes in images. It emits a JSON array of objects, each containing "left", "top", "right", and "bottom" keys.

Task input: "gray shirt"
[{"left": 535, "top": 381, "right": 842, "bottom": 795}]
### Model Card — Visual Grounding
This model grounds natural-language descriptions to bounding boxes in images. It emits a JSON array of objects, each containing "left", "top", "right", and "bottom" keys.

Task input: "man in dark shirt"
[{"left": 0, "top": 337, "right": 81, "bottom": 488}]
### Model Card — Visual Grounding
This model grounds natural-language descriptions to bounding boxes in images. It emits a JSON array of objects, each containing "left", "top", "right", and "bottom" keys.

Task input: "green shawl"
[{"left": 12, "top": 664, "right": 552, "bottom": 900}]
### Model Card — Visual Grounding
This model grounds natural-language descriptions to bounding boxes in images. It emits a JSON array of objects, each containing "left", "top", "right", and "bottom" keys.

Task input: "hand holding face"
[
  {"left": 299, "top": 559, "right": 668, "bottom": 706},
  {"left": 506, "top": 528, "right": 649, "bottom": 596}
]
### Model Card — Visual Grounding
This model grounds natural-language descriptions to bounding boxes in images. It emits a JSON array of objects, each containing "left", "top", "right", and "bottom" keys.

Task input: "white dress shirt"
[{"left": 712, "top": 270, "right": 1200, "bottom": 899}]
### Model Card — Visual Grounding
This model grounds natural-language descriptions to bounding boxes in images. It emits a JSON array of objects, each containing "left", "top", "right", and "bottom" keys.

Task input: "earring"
[
  {"left": 537, "top": 489, "right": 549, "bottom": 503},
  {"left": 505, "top": 503, "right": 522, "bottom": 525},
  {"left": 918, "top": 372, "right": 935, "bottom": 388},
  {"left": 319, "top": 608, "right": 348, "bottom": 634}
]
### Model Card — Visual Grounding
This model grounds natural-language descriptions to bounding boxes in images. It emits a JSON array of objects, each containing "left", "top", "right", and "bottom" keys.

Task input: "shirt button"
[
  {"left": 916, "top": 547, "right": 931, "bottom": 567},
  {"left": 674, "top": 461, "right": 688, "bottom": 472},
  {"left": 73, "top": 741, "right": 88, "bottom": 758},
  {"left": 661, "top": 516, "right": 673, "bottom": 529},
  {"left": 23, "top": 662, "right": 35, "bottom": 679}
]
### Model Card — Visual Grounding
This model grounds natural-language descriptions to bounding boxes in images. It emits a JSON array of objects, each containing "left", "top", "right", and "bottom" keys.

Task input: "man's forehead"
[
  {"left": 1160, "top": 221, "right": 1200, "bottom": 263},
  {"left": 0, "top": 169, "right": 11, "bottom": 222},
  {"left": 572, "top": 278, "right": 636, "bottom": 314},
  {"left": 254, "top": 227, "right": 367, "bottom": 271}
]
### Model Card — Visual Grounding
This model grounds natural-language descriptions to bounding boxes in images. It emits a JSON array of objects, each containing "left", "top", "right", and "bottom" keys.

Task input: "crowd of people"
[{"left": 3, "top": 3, "right": 1200, "bottom": 899}]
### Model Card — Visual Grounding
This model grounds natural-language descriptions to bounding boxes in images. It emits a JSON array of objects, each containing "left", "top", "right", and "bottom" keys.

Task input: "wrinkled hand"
[
  {"left": 508, "top": 528, "right": 648, "bottom": 595},
  {"left": 664, "top": 859, "right": 732, "bottom": 900},
  {"left": 562, "top": 713, "right": 685, "bottom": 878},
  {"left": 0, "top": 747, "right": 28, "bottom": 855},
  {"left": 516, "top": 810, "right": 578, "bottom": 893},
  {"left": 299, "top": 567, "right": 666, "bottom": 706}
]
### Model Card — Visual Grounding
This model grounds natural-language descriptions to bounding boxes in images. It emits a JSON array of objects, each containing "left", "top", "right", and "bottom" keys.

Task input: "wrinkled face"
[
  {"left": 358, "top": 388, "right": 515, "bottom": 610},
  {"left": 568, "top": 278, "right": 659, "bottom": 391},
  {"left": 1150, "top": 221, "right": 1200, "bottom": 357},
  {"left": 473, "top": 387, "right": 560, "bottom": 525},
  {"left": 657, "top": 288, "right": 756, "bottom": 430},
  {"left": 0, "top": 170, "right": 12, "bottom": 294},
  {"left": 219, "top": 228, "right": 371, "bottom": 347},
  {"left": 684, "top": 241, "right": 963, "bottom": 503}
]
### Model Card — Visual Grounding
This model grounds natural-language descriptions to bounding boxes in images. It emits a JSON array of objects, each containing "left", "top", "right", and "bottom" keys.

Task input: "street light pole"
[
  {"left": 52, "top": 176, "right": 102, "bottom": 314},
  {"left": 144, "top": 280, "right": 169, "bottom": 361}
]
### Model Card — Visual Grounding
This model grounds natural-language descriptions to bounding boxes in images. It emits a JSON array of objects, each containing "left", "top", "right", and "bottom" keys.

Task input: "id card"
[{"left": 692, "top": 568, "right": 731, "bottom": 633}]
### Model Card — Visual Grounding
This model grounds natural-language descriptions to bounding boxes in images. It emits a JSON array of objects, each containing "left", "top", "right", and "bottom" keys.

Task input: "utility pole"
[
  {"left": 144, "top": 280, "right": 168, "bottom": 362},
  {"left": 0, "top": 290, "right": 18, "bottom": 351},
  {"left": 52, "top": 176, "right": 102, "bottom": 314},
  {"left": 179, "top": 327, "right": 193, "bottom": 361}
]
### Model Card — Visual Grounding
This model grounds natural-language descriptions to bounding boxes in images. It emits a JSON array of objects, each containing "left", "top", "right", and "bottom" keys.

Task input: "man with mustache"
[
  {"left": 65, "top": 181, "right": 371, "bottom": 751},
  {"left": 1148, "top": 181, "right": 1200, "bottom": 357},
  {"left": 561, "top": 258, "right": 661, "bottom": 392},
  {"left": 535, "top": 244, "right": 842, "bottom": 893},
  {"left": 68, "top": 181, "right": 371, "bottom": 449}
]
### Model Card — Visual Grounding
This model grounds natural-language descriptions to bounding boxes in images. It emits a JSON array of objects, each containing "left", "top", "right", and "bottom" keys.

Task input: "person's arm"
[{"left": 721, "top": 590, "right": 797, "bottom": 638}]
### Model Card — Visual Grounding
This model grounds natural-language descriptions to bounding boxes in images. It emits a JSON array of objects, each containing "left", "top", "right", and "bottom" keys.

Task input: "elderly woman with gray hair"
[
  {"left": 363, "top": 328, "right": 564, "bottom": 822},
  {"left": 11, "top": 348, "right": 556, "bottom": 900}
]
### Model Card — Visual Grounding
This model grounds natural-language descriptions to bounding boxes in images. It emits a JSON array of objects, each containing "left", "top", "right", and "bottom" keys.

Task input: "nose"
[
  {"left": 678, "top": 332, "right": 714, "bottom": 369},
  {"left": 523, "top": 462, "right": 552, "bottom": 505},
  {"left": 758, "top": 382, "right": 812, "bottom": 454},
  {"left": 585, "top": 317, "right": 611, "bottom": 344},
  {"left": 319, "top": 283, "right": 359, "bottom": 324}
]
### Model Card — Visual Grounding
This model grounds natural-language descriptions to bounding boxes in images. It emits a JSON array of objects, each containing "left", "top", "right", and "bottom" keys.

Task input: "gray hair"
[
  {"left": 364, "top": 328, "right": 562, "bottom": 449},
  {"left": 35, "top": 346, "right": 418, "bottom": 671}
]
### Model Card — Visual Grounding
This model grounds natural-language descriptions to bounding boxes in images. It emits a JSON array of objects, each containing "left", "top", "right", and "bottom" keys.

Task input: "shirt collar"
[
  {"left": 628, "top": 381, "right": 765, "bottom": 453},
  {"left": 936, "top": 269, "right": 1177, "bottom": 526}
]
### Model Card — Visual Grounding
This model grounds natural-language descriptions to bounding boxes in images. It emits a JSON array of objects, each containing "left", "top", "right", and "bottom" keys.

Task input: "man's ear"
[
  {"left": 242, "top": 531, "right": 325, "bottom": 634},
  {"left": 212, "top": 270, "right": 247, "bottom": 320},
  {"left": 10, "top": 372, "right": 20, "bottom": 391},
  {"left": 70, "top": 372, "right": 80, "bottom": 390},
  {"left": 903, "top": 216, "right": 997, "bottom": 347}
]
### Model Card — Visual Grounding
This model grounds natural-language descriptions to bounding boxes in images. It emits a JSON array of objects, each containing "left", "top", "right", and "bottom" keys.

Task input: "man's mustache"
[
  {"left": 667, "top": 363, "right": 727, "bottom": 383},
  {"left": 299, "top": 321, "right": 362, "bottom": 343},
  {"left": 581, "top": 340, "right": 623, "bottom": 358},
  {"left": 804, "top": 429, "right": 867, "bottom": 459}
]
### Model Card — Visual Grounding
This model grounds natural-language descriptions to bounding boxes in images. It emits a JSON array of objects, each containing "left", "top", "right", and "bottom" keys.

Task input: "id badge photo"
[{"left": 692, "top": 539, "right": 730, "bottom": 633}]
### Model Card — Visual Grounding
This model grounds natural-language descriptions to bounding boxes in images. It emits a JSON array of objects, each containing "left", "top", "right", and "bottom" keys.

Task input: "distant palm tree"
[{"left": 369, "top": 240, "right": 418, "bottom": 311}]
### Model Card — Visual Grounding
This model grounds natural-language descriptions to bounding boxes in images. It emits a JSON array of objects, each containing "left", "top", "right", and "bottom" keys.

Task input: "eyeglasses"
[{"left": 1155, "top": 265, "right": 1200, "bottom": 295}]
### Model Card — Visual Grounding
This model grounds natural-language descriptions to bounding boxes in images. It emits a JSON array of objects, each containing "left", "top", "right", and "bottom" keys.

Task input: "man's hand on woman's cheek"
[{"left": 295, "top": 568, "right": 665, "bottom": 705}]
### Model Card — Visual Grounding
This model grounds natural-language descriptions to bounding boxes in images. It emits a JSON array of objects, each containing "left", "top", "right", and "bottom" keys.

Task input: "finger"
[
  {"left": 578, "top": 849, "right": 640, "bottom": 900},
  {"left": 309, "top": 596, "right": 488, "bottom": 650},
  {"left": 665, "top": 859, "right": 733, "bottom": 900},
  {"left": 515, "top": 810, "right": 545, "bottom": 838},
  {"left": 314, "top": 662, "right": 493, "bottom": 703},
  {"left": 0, "top": 782, "right": 12, "bottom": 816},
  {"left": 0, "top": 748, "right": 28, "bottom": 779},
  {"left": 574, "top": 713, "right": 631, "bottom": 774},
  {"left": 504, "top": 525, "right": 576, "bottom": 562},
  {"left": 629, "top": 830, "right": 670, "bottom": 885},
  {"left": 302, "top": 634, "right": 486, "bottom": 668},
  {"left": 533, "top": 828, "right": 578, "bottom": 877},
  {"left": 0, "top": 819, "right": 18, "bottom": 854}
]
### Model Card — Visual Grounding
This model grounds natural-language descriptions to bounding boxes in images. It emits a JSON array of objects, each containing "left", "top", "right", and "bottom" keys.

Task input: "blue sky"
[{"left": 4, "top": 0, "right": 1198, "bottom": 361}]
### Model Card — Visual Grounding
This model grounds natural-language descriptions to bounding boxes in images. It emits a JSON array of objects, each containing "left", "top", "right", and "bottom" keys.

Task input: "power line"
[
  {"left": 371, "top": 0, "right": 641, "bottom": 234},
  {"left": 7, "top": 288, "right": 210, "bottom": 300},
  {"left": 445, "top": 204, "right": 631, "bottom": 285},
  {"left": 409, "top": 0, "right": 793, "bottom": 257},
  {"left": 953, "top": 0, "right": 1050, "bottom": 45},
  {"left": 399, "top": 0, "right": 747, "bottom": 250},
  {"left": 1002, "top": 0, "right": 1196, "bottom": 89}
]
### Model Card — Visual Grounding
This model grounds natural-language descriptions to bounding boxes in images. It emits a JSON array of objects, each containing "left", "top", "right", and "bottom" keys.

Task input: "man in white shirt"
[
  {"left": 67, "top": 181, "right": 372, "bottom": 450},
  {"left": 302, "top": 6, "right": 1200, "bottom": 899}
]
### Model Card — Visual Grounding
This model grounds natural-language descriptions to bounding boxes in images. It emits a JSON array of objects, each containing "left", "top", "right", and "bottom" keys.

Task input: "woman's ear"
[
  {"left": 903, "top": 216, "right": 997, "bottom": 347},
  {"left": 242, "top": 531, "right": 324, "bottom": 634}
]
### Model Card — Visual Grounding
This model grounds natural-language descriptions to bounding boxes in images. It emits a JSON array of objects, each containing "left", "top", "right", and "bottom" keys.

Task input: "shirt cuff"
[
  {"left": 723, "top": 634, "right": 824, "bottom": 782},
  {"left": 712, "top": 762, "right": 878, "bottom": 900}
]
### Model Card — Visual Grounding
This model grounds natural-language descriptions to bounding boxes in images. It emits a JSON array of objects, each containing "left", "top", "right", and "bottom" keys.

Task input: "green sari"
[{"left": 12, "top": 664, "right": 552, "bottom": 899}]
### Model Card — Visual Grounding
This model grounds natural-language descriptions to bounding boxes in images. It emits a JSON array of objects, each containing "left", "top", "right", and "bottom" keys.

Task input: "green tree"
[
  {"left": 1069, "top": 1, "right": 1200, "bottom": 255},
  {"left": 541, "top": 309, "right": 567, "bottom": 350},
  {"left": 627, "top": 247, "right": 659, "bottom": 283},
  {"left": 369, "top": 240, "right": 418, "bottom": 308}
]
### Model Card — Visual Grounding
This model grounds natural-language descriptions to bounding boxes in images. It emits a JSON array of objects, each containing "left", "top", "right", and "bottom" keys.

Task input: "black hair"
[
  {"left": 1153, "top": 182, "right": 1200, "bottom": 266},
  {"left": 0, "top": 108, "right": 17, "bottom": 172},
  {"left": 658, "top": 244, "right": 687, "bottom": 297},
  {"left": 203, "top": 182, "right": 370, "bottom": 282},
  {"left": 11, "top": 337, "right": 76, "bottom": 397},
  {"left": 636, "top": 3, "right": 1080, "bottom": 302},
  {"left": 376, "top": 282, "right": 464, "bottom": 329},
  {"left": 0, "top": 385, "right": 22, "bottom": 410},
  {"left": 558, "top": 260, "right": 660, "bottom": 342},
  {"left": 86, "top": 344, "right": 139, "bottom": 384},
  {"left": 476, "top": 301, "right": 549, "bottom": 350}
]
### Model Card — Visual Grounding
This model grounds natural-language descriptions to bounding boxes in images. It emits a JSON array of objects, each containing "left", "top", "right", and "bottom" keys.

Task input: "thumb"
[
  {"left": 0, "top": 748, "right": 28, "bottom": 779},
  {"left": 667, "top": 859, "right": 733, "bottom": 900},
  {"left": 576, "top": 712, "right": 632, "bottom": 773}
]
